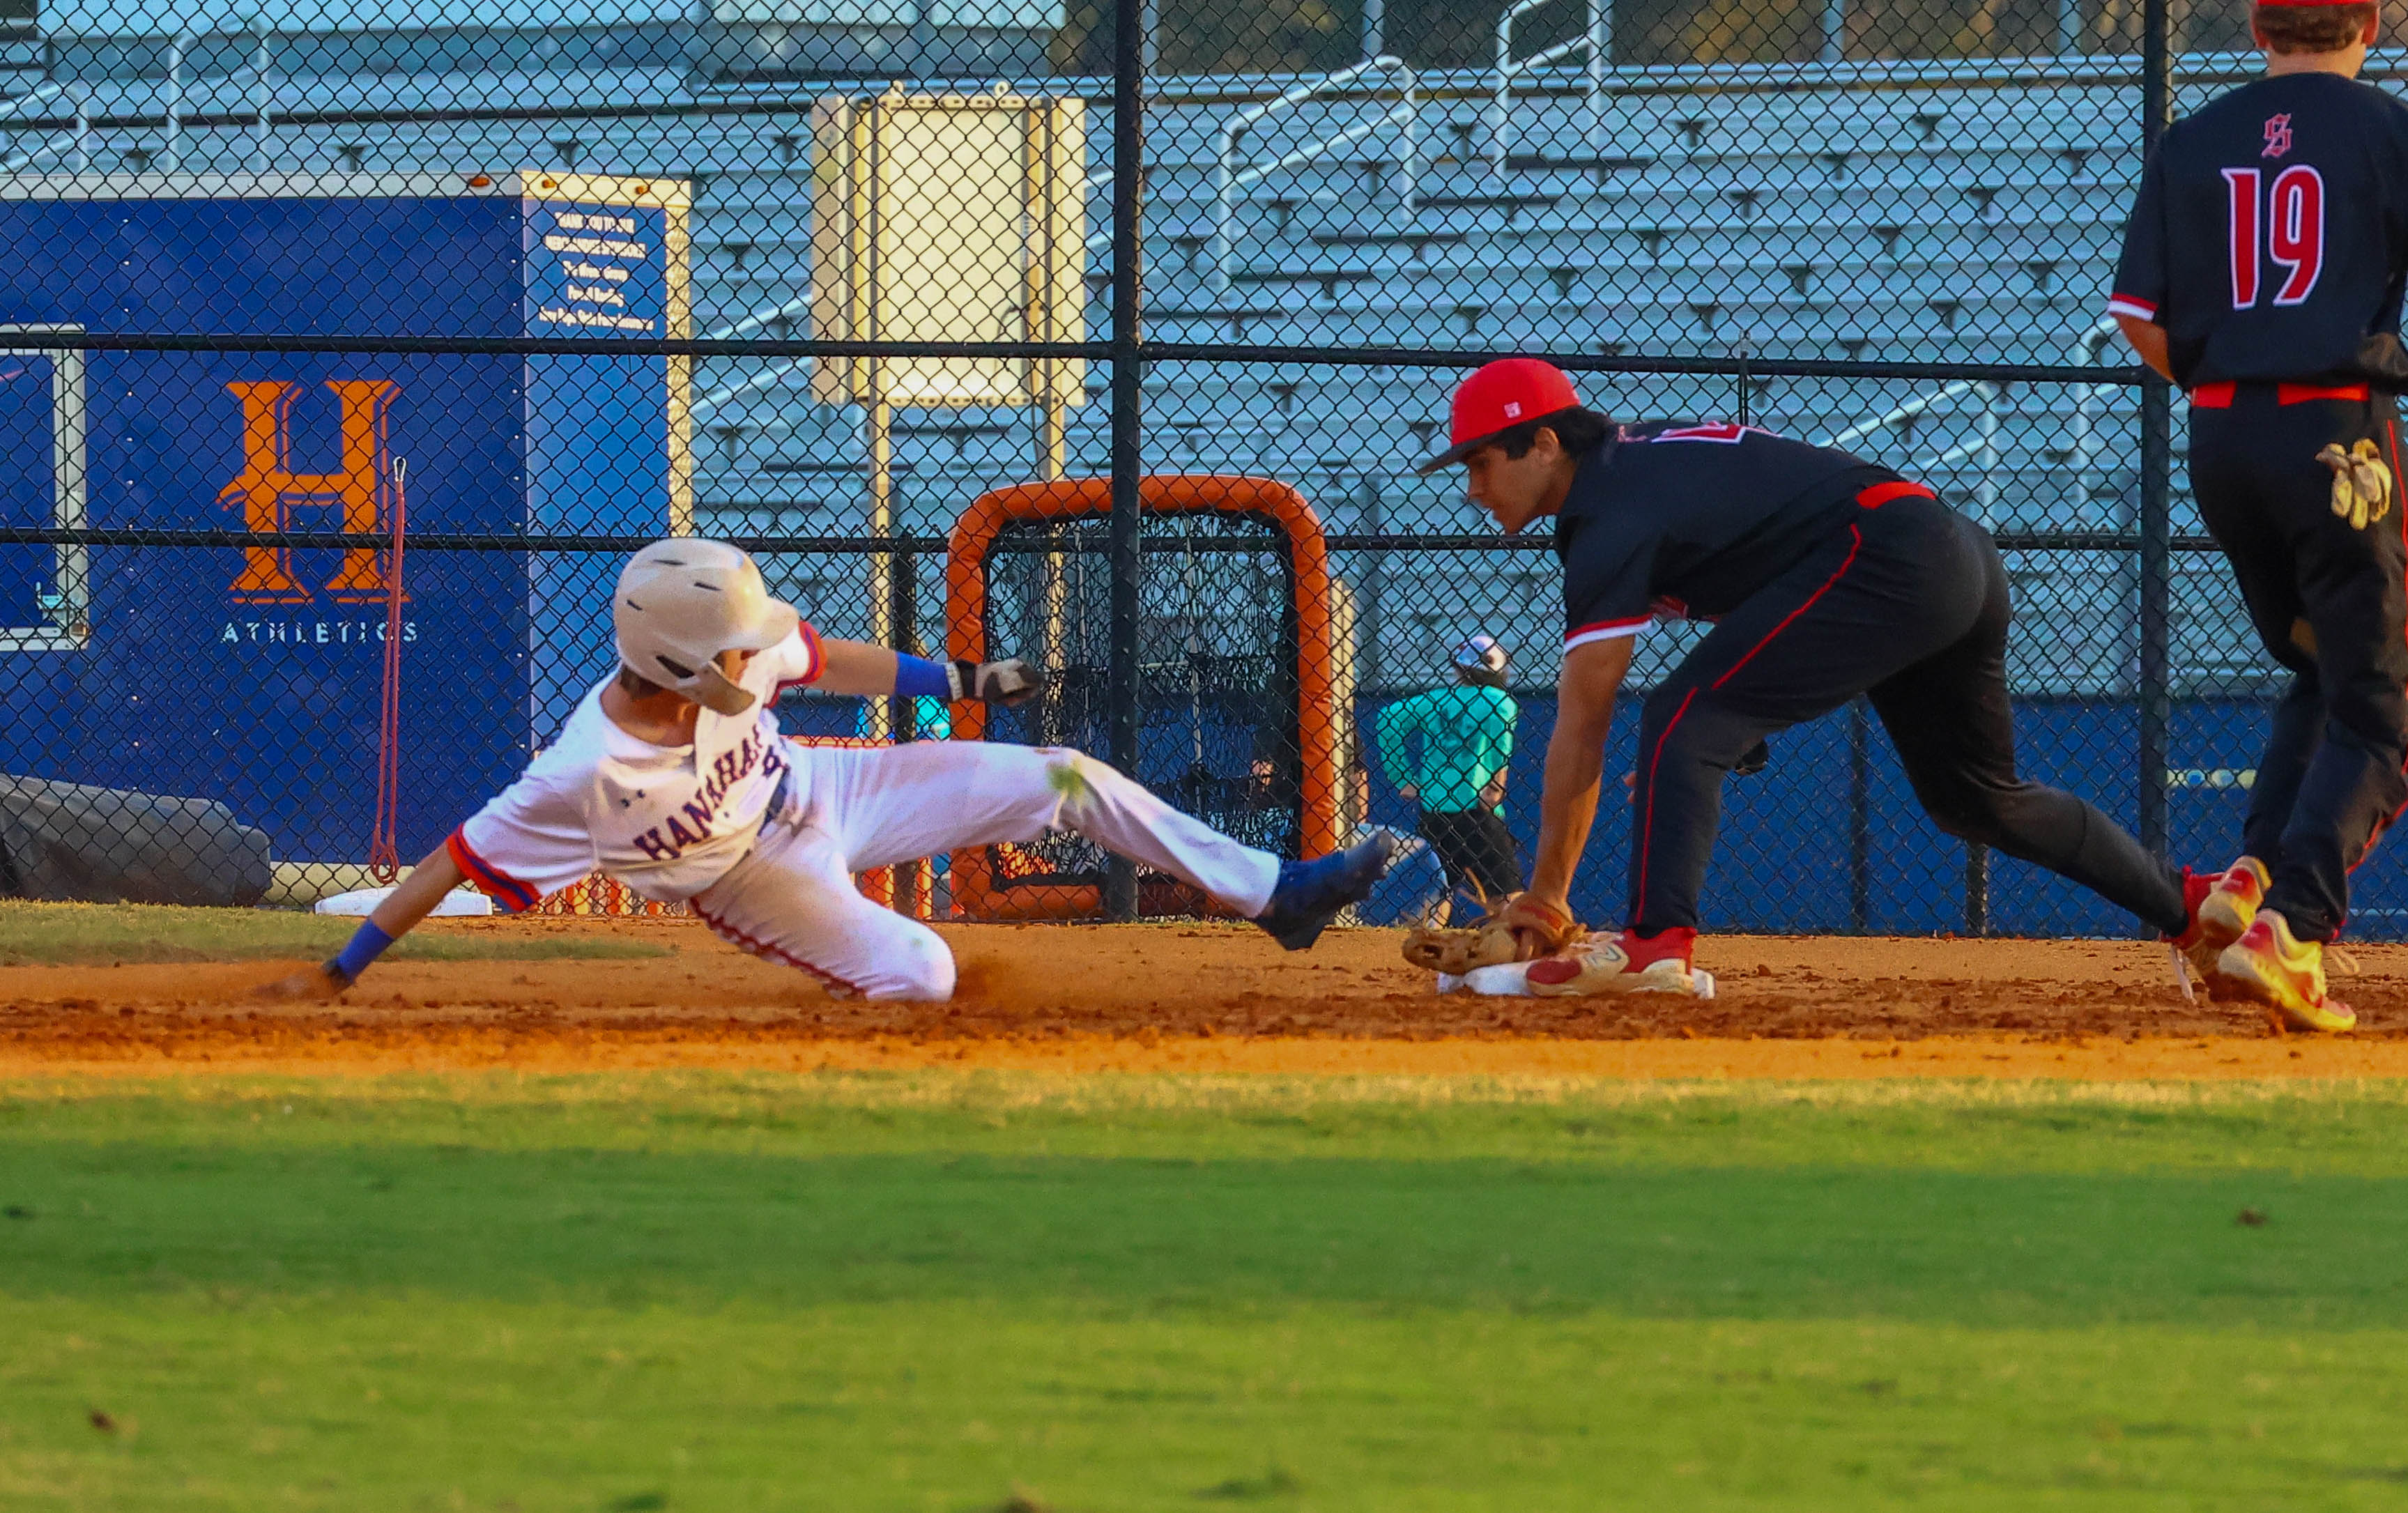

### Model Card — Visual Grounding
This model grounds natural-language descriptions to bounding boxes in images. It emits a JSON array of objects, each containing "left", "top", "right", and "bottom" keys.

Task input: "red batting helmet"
[{"left": 1416, "top": 358, "right": 1582, "bottom": 473}]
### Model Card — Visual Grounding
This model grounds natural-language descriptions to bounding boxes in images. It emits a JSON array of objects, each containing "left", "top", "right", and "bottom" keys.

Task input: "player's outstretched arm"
[
  {"left": 814, "top": 637, "right": 903, "bottom": 696},
  {"left": 253, "top": 843, "right": 470, "bottom": 1001},
  {"left": 1526, "top": 636, "right": 1634, "bottom": 913}
]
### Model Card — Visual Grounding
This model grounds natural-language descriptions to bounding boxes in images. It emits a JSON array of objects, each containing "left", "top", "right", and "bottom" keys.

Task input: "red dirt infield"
[{"left": 1, "top": 917, "right": 2403, "bottom": 1080}]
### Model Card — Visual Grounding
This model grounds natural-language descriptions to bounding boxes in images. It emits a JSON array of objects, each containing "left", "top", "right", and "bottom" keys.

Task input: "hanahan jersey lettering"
[{"left": 622, "top": 732, "right": 784, "bottom": 864}]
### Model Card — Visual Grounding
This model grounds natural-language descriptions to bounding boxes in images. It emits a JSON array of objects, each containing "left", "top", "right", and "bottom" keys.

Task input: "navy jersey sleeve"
[
  {"left": 2109, "top": 144, "right": 2168, "bottom": 325},
  {"left": 1560, "top": 526, "right": 1657, "bottom": 652}
]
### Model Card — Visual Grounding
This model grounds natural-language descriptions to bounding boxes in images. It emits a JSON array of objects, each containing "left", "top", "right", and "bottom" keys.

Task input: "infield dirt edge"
[{"left": 0, "top": 1029, "right": 2388, "bottom": 1080}]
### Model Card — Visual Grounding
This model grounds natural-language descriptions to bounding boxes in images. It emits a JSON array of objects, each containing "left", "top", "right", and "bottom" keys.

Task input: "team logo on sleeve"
[
  {"left": 1645, "top": 421, "right": 1772, "bottom": 445},
  {"left": 2263, "top": 114, "right": 2293, "bottom": 160}
]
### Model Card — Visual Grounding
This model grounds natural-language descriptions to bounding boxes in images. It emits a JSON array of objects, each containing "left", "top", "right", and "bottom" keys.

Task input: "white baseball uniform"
[{"left": 447, "top": 625, "right": 1282, "bottom": 999}]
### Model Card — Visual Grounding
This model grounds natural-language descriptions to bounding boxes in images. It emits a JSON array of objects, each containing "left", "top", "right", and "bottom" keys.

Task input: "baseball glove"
[
  {"left": 2318, "top": 440, "right": 2394, "bottom": 531},
  {"left": 948, "top": 657, "right": 1046, "bottom": 707},
  {"left": 1402, "top": 892, "right": 1583, "bottom": 974}
]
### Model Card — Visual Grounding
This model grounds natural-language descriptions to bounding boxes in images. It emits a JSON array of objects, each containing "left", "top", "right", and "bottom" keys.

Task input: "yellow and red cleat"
[{"left": 2211, "top": 908, "right": 2357, "bottom": 1034}]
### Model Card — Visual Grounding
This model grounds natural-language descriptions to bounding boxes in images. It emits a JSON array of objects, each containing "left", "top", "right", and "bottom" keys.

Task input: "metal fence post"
[
  {"left": 1848, "top": 696, "right": 1870, "bottom": 930},
  {"left": 892, "top": 548, "right": 921, "bottom": 912},
  {"left": 1360, "top": 470, "right": 1385, "bottom": 693},
  {"left": 2137, "top": 0, "right": 2173, "bottom": 861},
  {"left": 1106, "top": 0, "right": 1147, "bottom": 921},
  {"left": 2138, "top": 390, "right": 2173, "bottom": 858},
  {"left": 1964, "top": 844, "right": 1989, "bottom": 935}
]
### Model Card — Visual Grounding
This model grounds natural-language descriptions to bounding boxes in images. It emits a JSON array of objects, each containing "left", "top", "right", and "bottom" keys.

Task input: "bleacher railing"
[
  {"left": 1487, "top": 0, "right": 1606, "bottom": 167},
  {"left": 1210, "top": 54, "right": 1420, "bottom": 293}
]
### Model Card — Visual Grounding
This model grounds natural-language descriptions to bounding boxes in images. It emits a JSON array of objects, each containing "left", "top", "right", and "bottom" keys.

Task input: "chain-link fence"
[{"left": 0, "top": 0, "right": 2387, "bottom": 935}]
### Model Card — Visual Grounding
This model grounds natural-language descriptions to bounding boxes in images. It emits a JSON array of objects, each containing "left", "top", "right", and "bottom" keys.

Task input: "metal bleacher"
[{"left": 1, "top": 36, "right": 2345, "bottom": 684}]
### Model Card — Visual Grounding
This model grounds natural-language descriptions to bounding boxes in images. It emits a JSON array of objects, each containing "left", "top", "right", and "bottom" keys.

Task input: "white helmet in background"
[
  {"left": 613, "top": 539, "right": 799, "bottom": 715},
  {"left": 1452, "top": 633, "right": 1508, "bottom": 680}
]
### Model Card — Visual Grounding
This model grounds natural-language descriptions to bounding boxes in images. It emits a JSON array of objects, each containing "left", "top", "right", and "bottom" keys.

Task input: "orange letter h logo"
[{"left": 221, "top": 379, "right": 401, "bottom": 604}]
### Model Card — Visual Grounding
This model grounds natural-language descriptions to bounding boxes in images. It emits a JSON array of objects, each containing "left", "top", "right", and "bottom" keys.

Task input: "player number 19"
[{"left": 2223, "top": 164, "right": 2325, "bottom": 309}]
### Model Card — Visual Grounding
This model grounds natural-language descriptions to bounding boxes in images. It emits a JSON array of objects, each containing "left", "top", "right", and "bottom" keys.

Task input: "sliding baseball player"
[{"left": 263, "top": 539, "right": 1397, "bottom": 1001}]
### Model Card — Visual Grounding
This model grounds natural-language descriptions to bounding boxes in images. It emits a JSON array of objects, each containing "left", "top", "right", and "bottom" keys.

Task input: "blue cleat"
[{"left": 1253, "top": 830, "right": 1402, "bottom": 951}]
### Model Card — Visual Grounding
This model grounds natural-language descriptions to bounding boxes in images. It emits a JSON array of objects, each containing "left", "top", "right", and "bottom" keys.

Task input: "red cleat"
[
  {"left": 1526, "top": 926, "right": 1713, "bottom": 998},
  {"left": 2170, "top": 856, "right": 2269, "bottom": 980}
]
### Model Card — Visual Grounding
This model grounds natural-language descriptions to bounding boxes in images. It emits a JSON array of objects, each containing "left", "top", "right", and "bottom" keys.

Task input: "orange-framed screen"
[{"left": 944, "top": 475, "right": 1343, "bottom": 922}]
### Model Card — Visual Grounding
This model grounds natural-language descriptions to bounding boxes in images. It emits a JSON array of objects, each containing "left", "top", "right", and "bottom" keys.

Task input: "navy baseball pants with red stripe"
[
  {"left": 2191, "top": 389, "right": 2408, "bottom": 942},
  {"left": 1627, "top": 492, "right": 2188, "bottom": 937}
]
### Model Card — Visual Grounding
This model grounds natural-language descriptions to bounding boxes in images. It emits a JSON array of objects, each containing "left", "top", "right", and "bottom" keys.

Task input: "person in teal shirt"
[{"left": 1374, "top": 636, "right": 1520, "bottom": 916}]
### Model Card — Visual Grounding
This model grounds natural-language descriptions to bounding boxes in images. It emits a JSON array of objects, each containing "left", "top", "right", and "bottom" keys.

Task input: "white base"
[
  {"left": 314, "top": 886, "right": 493, "bottom": 918},
  {"left": 1437, "top": 962, "right": 1717, "bottom": 1000}
]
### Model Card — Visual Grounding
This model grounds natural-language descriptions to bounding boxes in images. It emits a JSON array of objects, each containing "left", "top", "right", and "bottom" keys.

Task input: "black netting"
[
  {"left": 962, "top": 514, "right": 1301, "bottom": 910},
  {"left": 0, "top": 0, "right": 2385, "bottom": 935}
]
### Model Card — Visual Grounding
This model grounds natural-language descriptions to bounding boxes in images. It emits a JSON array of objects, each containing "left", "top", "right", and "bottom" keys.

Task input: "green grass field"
[
  {"left": 4, "top": 1074, "right": 2407, "bottom": 1511},
  {"left": 0, "top": 900, "right": 670, "bottom": 965}
]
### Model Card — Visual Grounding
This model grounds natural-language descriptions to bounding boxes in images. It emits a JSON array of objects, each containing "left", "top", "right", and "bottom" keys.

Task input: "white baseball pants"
[{"left": 688, "top": 741, "right": 1282, "bottom": 1001}]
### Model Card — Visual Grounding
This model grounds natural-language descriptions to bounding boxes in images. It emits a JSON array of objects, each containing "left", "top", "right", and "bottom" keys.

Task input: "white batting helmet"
[{"left": 613, "top": 539, "right": 799, "bottom": 716}]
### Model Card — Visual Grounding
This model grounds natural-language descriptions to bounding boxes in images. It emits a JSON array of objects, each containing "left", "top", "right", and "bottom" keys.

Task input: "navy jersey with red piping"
[
  {"left": 2111, "top": 73, "right": 2408, "bottom": 390},
  {"left": 1555, "top": 420, "right": 1902, "bottom": 650}
]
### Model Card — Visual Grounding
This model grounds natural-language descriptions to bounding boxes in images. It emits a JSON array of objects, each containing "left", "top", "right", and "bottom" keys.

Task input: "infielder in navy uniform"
[
  {"left": 1419, "top": 358, "right": 2235, "bottom": 996},
  {"left": 2112, "top": 0, "right": 2408, "bottom": 1030}
]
